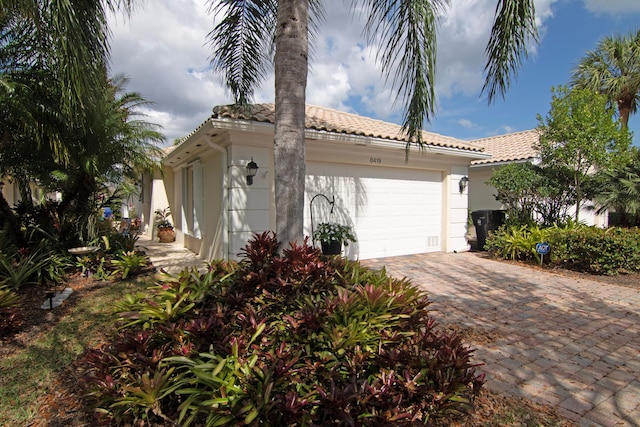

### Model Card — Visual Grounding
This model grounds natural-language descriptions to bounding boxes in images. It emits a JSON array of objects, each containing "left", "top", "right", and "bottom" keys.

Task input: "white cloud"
[
  {"left": 107, "top": 0, "right": 560, "bottom": 143},
  {"left": 108, "top": 0, "right": 232, "bottom": 143},
  {"left": 457, "top": 119, "right": 476, "bottom": 128},
  {"left": 583, "top": 0, "right": 640, "bottom": 14}
]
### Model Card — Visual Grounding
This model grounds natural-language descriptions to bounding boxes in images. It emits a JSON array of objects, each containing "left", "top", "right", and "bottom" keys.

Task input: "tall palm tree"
[
  {"left": 572, "top": 29, "right": 640, "bottom": 128},
  {"left": 207, "top": 0, "right": 538, "bottom": 246}
]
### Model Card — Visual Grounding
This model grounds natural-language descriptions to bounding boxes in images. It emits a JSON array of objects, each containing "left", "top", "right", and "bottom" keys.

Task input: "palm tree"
[
  {"left": 1, "top": 0, "right": 134, "bottom": 153},
  {"left": 592, "top": 148, "right": 640, "bottom": 227},
  {"left": 1, "top": 0, "right": 138, "bottom": 243},
  {"left": 572, "top": 29, "right": 640, "bottom": 128},
  {"left": 207, "top": 0, "right": 538, "bottom": 246},
  {"left": 54, "top": 74, "right": 164, "bottom": 234}
]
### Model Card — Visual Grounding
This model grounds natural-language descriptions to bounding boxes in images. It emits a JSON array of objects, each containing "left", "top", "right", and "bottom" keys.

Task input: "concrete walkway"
[
  {"left": 137, "top": 235, "right": 208, "bottom": 275},
  {"left": 138, "top": 238, "right": 640, "bottom": 426},
  {"left": 362, "top": 253, "right": 640, "bottom": 427}
]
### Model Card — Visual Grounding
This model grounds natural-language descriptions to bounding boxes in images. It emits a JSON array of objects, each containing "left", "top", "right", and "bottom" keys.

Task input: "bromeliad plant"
[
  {"left": 0, "top": 286, "right": 22, "bottom": 335},
  {"left": 82, "top": 232, "right": 483, "bottom": 426},
  {"left": 312, "top": 222, "right": 356, "bottom": 245},
  {"left": 111, "top": 251, "right": 148, "bottom": 279}
]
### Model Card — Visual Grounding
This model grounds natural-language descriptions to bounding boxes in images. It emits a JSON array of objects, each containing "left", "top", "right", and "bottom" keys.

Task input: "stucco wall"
[
  {"left": 447, "top": 166, "right": 471, "bottom": 252},
  {"left": 468, "top": 166, "right": 502, "bottom": 212},
  {"left": 227, "top": 144, "right": 272, "bottom": 258}
]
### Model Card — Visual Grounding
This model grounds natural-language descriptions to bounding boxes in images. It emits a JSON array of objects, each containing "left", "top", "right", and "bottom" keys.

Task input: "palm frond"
[
  {"left": 360, "top": 0, "right": 447, "bottom": 146},
  {"left": 571, "top": 28, "right": 640, "bottom": 121},
  {"left": 482, "top": 0, "right": 538, "bottom": 103},
  {"left": 206, "top": 0, "right": 277, "bottom": 105}
]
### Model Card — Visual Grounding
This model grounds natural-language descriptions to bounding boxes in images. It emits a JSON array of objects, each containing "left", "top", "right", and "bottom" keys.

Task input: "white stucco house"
[
  {"left": 468, "top": 129, "right": 607, "bottom": 227},
  {"left": 146, "top": 104, "right": 491, "bottom": 261}
]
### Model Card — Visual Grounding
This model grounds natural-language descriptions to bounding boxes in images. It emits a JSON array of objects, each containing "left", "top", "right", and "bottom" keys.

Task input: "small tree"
[
  {"left": 534, "top": 165, "right": 575, "bottom": 227},
  {"left": 536, "top": 86, "right": 631, "bottom": 221},
  {"left": 487, "top": 162, "right": 574, "bottom": 227},
  {"left": 487, "top": 162, "right": 540, "bottom": 226}
]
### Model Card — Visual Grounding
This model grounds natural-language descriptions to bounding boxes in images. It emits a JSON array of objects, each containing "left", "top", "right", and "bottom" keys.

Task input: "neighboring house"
[
  {"left": 469, "top": 129, "right": 607, "bottom": 227},
  {"left": 0, "top": 179, "right": 20, "bottom": 207},
  {"left": 152, "top": 104, "right": 490, "bottom": 261}
]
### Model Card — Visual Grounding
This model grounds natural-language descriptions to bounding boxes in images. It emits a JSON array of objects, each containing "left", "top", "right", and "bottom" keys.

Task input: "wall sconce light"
[
  {"left": 458, "top": 176, "right": 469, "bottom": 194},
  {"left": 246, "top": 158, "right": 259, "bottom": 185}
]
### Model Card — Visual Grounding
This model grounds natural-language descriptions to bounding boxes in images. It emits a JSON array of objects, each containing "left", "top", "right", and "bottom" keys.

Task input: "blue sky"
[
  {"left": 108, "top": 0, "right": 640, "bottom": 145},
  {"left": 425, "top": 1, "right": 640, "bottom": 143}
]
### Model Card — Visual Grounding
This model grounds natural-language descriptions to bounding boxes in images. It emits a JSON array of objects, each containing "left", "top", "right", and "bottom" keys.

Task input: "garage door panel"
[{"left": 307, "top": 162, "right": 442, "bottom": 259}]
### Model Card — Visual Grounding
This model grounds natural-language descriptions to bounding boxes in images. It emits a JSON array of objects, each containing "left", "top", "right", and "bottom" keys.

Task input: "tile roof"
[
  {"left": 210, "top": 103, "right": 484, "bottom": 152},
  {"left": 470, "top": 129, "right": 540, "bottom": 165}
]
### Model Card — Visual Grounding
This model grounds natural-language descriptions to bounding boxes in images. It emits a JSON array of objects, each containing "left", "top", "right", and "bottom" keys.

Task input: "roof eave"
[
  {"left": 470, "top": 157, "right": 539, "bottom": 168},
  {"left": 208, "top": 119, "right": 489, "bottom": 159}
]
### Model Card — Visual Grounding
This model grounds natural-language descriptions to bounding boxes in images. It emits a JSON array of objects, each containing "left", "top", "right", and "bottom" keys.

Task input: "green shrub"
[
  {"left": 82, "top": 232, "right": 484, "bottom": 426},
  {"left": 488, "top": 224, "right": 640, "bottom": 275},
  {"left": 98, "top": 230, "right": 141, "bottom": 254},
  {"left": 0, "top": 250, "right": 53, "bottom": 290},
  {"left": 558, "top": 227, "right": 640, "bottom": 275},
  {"left": 485, "top": 224, "right": 549, "bottom": 262},
  {"left": 111, "top": 250, "right": 148, "bottom": 279}
]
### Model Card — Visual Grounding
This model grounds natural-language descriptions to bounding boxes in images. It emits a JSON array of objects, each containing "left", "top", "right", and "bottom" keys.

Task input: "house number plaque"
[{"left": 370, "top": 157, "right": 382, "bottom": 164}]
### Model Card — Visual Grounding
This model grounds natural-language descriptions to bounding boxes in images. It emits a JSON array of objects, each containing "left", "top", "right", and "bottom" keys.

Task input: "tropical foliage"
[
  {"left": 83, "top": 232, "right": 484, "bottom": 425},
  {"left": 536, "top": 86, "right": 631, "bottom": 221},
  {"left": 154, "top": 207, "right": 174, "bottom": 229},
  {"left": 591, "top": 147, "right": 640, "bottom": 227},
  {"left": 1, "top": 0, "right": 160, "bottom": 249},
  {"left": 572, "top": 28, "right": 640, "bottom": 128},
  {"left": 487, "top": 223, "right": 640, "bottom": 276}
]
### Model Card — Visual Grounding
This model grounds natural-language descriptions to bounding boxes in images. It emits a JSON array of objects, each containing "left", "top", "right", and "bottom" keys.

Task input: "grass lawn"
[
  {"left": 0, "top": 271, "right": 574, "bottom": 426},
  {"left": 0, "top": 275, "right": 151, "bottom": 426}
]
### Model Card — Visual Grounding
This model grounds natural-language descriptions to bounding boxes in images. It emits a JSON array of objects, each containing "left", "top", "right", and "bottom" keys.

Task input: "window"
[{"left": 182, "top": 161, "right": 205, "bottom": 238}]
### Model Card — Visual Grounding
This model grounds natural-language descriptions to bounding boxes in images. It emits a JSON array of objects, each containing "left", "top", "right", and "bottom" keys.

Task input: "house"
[
  {"left": 149, "top": 104, "right": 490, "bottom": 261},
  {"left": 468, "top": 129, "right": 539, "bottom": 212},
  {"left": 468, "top": 129, "right": 607, "bottom": 227}
]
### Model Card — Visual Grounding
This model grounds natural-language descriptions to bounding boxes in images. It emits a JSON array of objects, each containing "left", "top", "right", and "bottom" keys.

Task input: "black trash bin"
[{"left": 472, "top": 210, "right": 506, "bottom": 250}]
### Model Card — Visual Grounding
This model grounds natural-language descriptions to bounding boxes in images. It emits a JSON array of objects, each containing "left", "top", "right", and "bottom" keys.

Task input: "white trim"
[{"left": 207, "top": 137, "right": 230, "bottom": 260}]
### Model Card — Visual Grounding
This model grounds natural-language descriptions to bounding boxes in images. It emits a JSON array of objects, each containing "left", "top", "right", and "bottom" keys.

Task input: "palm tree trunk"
[
  {"left": 618, "top": 96, "right": 632, "bottom": 128},
  {"left": 273, "top": 0, "right": 308, "bottom": 248}
]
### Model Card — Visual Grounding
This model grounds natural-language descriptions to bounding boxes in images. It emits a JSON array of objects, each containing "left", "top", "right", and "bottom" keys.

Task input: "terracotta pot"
[
  {"left": 157, "top": 227, "right": 176, "bottom": 243},
  {"left": 321, "top": 240, "right": 342, "bottom": 255}
]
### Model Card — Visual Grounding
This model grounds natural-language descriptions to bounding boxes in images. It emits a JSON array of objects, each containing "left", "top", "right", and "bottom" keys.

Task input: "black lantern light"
[
  {"left": 246, "top": 158, "right": 259, "bottom": 185},
  {"left": 458, "top": 176, "right": 469, "bottom": 194}
]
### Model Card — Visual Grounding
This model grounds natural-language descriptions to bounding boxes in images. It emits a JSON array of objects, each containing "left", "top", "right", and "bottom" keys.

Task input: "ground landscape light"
[{"left": 246, "top": 158, "right": 259, "bottom": 185}]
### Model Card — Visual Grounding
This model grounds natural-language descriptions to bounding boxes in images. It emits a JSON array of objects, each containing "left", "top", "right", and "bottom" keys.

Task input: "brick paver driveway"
[{"left": 362, "top": 252, "right": 640, "bottom": 427}]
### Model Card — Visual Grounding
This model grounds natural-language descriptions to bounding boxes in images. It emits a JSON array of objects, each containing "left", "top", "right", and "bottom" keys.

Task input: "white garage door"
[{"left": 306, "top": 162, "right": 442, "bottom": 259}]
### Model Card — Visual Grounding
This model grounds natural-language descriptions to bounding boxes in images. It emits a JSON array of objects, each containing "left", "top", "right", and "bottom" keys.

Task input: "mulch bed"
[
  {"left": 3, "top": 256, "right": 623, "bottom": 426},
  {"left": 472, "top": 250, "right": 640, "bottom": 290}
]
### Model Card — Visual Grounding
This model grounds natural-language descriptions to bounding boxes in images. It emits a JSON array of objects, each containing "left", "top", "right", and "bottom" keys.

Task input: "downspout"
[{"left": 207, "top": 136, "right": 230, "bottom": 260}]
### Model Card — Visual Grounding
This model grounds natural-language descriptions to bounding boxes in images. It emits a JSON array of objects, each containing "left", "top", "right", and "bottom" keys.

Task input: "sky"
[{"left": 108, "top": 0, "right": 640, "bottom": 145}]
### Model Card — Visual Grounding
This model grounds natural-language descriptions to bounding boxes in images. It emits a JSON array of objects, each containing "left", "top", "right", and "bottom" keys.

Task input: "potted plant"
[
  {"left": 313, "top": 222, "right": 356, "bottom": 255},
  {"left": 154, "top": 207, "right": 175, "bottom": 243}
]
